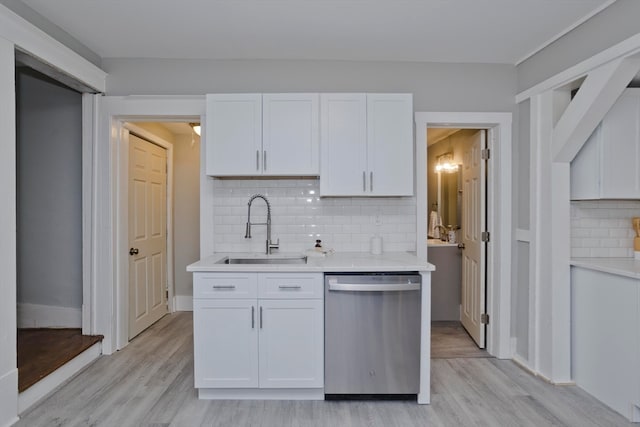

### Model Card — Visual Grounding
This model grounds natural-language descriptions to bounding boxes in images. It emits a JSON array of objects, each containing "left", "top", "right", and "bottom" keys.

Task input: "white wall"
[
  {"left": 173, "top": 133, "right": 200, "bottom": 297},
  {"left": 16, "top": 68, "right": 83, "bottom": 327},
  {"left": 102, "top": 58, "right": 517, "bottom": 112},
  {"left": 517, "top": 0, "right": 640, "bottom": 92}
]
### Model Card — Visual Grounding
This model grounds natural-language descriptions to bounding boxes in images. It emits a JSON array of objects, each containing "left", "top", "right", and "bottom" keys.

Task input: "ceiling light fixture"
[{"left": 190, "top": 123, "right": 201, "bottom": 136}]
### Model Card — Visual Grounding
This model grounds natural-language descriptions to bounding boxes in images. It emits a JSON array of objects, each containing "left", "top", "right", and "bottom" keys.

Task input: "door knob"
[
  {"left": 129, "top": 248, "right": 139, "bottom": 255},
  {"left": 457, "top": 243, "right": 465, "bottom": 249}
]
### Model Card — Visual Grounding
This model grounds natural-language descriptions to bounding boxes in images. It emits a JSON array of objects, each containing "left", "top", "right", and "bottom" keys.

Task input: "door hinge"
[
  {"left": 481, "top": 148, "right": 490, "bottom": 160},
  {"left": 481, "top": 313, "right": 489, "bottom": 324},
  {"left": 481, "top": 231, "right": 490, "bottom": 242}
]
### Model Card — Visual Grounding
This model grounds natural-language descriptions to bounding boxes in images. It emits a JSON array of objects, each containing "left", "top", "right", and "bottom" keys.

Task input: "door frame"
[
  {"left": 122, "top": 122, "right": 173, "bottom": 341},
  {"left": 94, "top": 96, "right": 205, "bottom": 353},
  {"left": 415, "top": 112, "right": 512, "bottom": 359}
]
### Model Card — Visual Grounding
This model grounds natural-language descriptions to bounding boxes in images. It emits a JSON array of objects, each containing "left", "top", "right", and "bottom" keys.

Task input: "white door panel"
[
  {"left": 461, "top": 130, "right": 486, "bottom": 348},
  {"left": 129, "top": 134, "right": 168, "bottom": 339}
]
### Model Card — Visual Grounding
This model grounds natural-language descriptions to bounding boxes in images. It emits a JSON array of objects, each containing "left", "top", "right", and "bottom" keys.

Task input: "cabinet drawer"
[
  {"left": 258, "top": 273, "right": 323, "bottom": 299},
  {"left": 194, "top": 273, "right": 258, "bottom": 299}
]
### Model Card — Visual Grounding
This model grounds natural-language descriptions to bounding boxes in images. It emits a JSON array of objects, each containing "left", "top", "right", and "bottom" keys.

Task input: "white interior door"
[
  {"left": 460, "top": 130, "right": 486, "bottom": 348},
  {"left": 129, "top": 134, "right": 168, "bottom": 339}
]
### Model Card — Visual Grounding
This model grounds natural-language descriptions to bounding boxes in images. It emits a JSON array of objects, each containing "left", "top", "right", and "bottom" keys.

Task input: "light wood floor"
[
  {"left": 16, "top": 313, "right": 633, "bottom": 427},
  {"left": 431, "top": 321, "right": 490, "bottom": 359}
]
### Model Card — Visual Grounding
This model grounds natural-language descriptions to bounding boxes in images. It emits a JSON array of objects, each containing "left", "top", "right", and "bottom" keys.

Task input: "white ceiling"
[{"left": 20, "top": 0, "right": 613, "bottom": 64}]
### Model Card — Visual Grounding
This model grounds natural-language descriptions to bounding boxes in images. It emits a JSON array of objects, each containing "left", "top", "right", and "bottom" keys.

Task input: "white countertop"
[
  {"left": 571, "top": 257, "right": 640, "bottom": 279},
  {"left": 427, "top": 239, "right": 458, "bottom": 248},
  {"left": 187, "top": 251, "right": 435, "bottom": 273}
]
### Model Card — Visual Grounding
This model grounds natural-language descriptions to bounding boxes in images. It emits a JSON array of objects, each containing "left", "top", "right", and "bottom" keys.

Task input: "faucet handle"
[{"left": 268, "top": 238, "right": 280, "bottom": 254}]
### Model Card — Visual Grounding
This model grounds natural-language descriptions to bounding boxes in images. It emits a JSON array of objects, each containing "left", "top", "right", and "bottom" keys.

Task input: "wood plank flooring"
[
  {"left": 17, "top": 328, "right": 103, "bottom": 392},
  {"left": 16, "top": 313, "right": 634, "bottom": 426},
  {"left": 431, "top": 321, "right": 490, "bottom": 359}
]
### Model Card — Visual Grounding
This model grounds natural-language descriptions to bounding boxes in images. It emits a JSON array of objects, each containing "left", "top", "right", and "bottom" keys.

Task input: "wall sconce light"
[
  {"left": 435, "top": 152, "right": 458, "bottom": 173},
  {"left": 190, "top": 123, "right": 201, "bottom": 136}
]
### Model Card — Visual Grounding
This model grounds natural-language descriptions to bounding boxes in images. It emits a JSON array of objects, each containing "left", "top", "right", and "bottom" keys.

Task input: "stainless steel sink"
[{"left": 216, "top": 256, "right": 308, "bottom": 265}]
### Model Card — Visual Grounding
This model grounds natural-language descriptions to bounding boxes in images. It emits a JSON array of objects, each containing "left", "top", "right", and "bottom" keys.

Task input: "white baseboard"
[
  {"left": 0, "top": 368, "right": 18, "bottom": 427},
  {"left": 174, "top": 295, "right": 193, "bottom": 311},
  {"left": 18, "top": 341, "right": 101, "bottom": 414},
  {"left": 17, "top": 303, "right": 82, "bottom": 328}
]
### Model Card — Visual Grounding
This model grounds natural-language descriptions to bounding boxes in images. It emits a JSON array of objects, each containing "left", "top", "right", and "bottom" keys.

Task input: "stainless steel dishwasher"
[{"left": 324, "top": 273, "right": 421, "bottom": 397}]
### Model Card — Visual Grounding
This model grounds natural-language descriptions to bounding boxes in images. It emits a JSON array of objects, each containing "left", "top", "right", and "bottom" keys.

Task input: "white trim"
[
  {"left": 515, "top": 228, "right": 530, "bottom": 243},
  {"left": 415, "top": 111, "right": 512, "bottom": 359},
  {"left": 174, "top": 295, "right": 194, "bottom": 312},
  {"left": 117, "top": 122, "right": 175, "bottom": 350},
  {"left": 0, "top": 37, "right": 18, "bottom": 427},
  {"left": 0, "top": 369, "right": 18, "bottom": 427},
  {"left": 96, "top": 96, "right": 205, "bottom": 354},
  {"left": 418, "top": 271, "right": 431, "bottom": 404},
  {"left": 17, "top": 303, "right": 82, "bottom": 328},
  {"left": 198, "top": 388, "right": 324, "bottom": 400},
  {"left": 18, "top": 342, "right": 101, "bottom": 414},
  {"left": 514, "top": 0, "right": 618, "bottom": 66},
  {"left": 516, "top": 33, "right": 640, "bottom": 102},
  {"left": 82, "top": 93, "right": 98, "bottom": 335},
  {"left": 0, "top": 4, "right": 106, "bottom": 92}
]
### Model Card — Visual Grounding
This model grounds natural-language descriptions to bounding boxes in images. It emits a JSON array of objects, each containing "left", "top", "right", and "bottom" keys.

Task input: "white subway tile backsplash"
[
  {"left": 210, "top": 179, "right": 417, "bottom": 253},
  {"left": 571, "top": 200, "right": 640, "bottom": 258}
]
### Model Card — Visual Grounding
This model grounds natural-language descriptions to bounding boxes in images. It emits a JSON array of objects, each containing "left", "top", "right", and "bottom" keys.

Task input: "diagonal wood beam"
[{"left": 552, "top": 56, "right": 640, "bottom": 163}]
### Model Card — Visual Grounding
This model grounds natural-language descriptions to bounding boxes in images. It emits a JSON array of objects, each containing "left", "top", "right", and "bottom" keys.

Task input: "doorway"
[
  {"left": 116, "top": 121, "right": 201, "bottom": 346},
  {"left": 127, "top": 133, "right": 168, "bottom": 339},
  {"left": 427, "top": 128, "right": 488, "bottom": 348},
  {"left": 415, "top": 111, "right": 512, "bottom": 359}
]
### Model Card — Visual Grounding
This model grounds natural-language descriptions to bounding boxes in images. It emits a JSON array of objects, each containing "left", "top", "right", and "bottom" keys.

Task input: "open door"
[
  {"left": 128, "top": 133, "right": 168, "bottom": 339},
  {"left": 460, "top": 130, "right": 486, "bottom": 348}
]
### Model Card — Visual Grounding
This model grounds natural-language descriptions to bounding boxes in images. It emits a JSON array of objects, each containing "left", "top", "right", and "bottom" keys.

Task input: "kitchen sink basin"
[{"left": 217, "top": 256, "right": 308, "bottom": 265}]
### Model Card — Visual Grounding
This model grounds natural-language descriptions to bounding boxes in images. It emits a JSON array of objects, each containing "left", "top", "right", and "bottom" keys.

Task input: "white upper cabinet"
[
  {"left": 206, "top": 93, "right": 319, "bottom": 176},
  {"left": 319, "top": 94, "right": 368, "bottom": 195},
  {"left": 206, "top": 94, "right": 262, "bottom": 176},
  {"left": 263, "top": 94, "right": 319, "bottom": 175},
  {"left": 320, "top": 93, "right": 414, "bottom": 196},
  {"left": 571, "top": 89, "right": 640, "bottom": 200}
]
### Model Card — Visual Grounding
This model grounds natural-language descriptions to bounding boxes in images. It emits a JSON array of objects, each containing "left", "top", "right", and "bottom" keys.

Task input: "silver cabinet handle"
[
  {"left": 263, "top": 150, "right": 267, "bottom": 171},
  {"left": 328, "top": 282, "right": 420, "bottom": 292},
  {"left": 260, "top": 306, "right": 263, "bottom": 329},
  {"left": 251, "top": 306, "right": 255, "bottom": 329},
  {"left": 212, "top": 285, "right": 236, "bottom": 290},
  {"left": 256, "top": 150, "right": 260, "bottom": 171},
  {"left": 278, "top": 285, "right": 302, "bottom": 290},
  {"left": 370, "top": 171, "right": 373, "bottom": 192},
  {"left": 362, "top": 171, "right": 366, "bottom": 192}
]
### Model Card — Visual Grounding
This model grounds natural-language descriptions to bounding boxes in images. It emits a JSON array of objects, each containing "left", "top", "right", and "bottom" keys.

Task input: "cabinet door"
[
  {"left": 206, "top": 94, "right": 262, "bottom": 176},
  {"left": 320, "top": 93, "right": 368, "bottom": 196},
  {"left": 263, "top": 94, "right": 319, "bottom": 176},
  {"left": 258, "top": 299, "right": 324, "bottom": 388},
  {"left": 600, "top": 89, "right": 640, "bottom": 198},
  {"left": 367, "top": 93, "right": 414, "bottom": 196},
  {"left": 570, "top": 125, "right": 602, "bottom": 200},
  {"left": 193, "top": 299, "right": 258, "bottom": 388}
]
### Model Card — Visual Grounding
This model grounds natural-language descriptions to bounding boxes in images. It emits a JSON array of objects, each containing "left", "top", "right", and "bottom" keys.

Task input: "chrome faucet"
[{"left": 245, "top": 194, "right": 279, "bottom": 254}]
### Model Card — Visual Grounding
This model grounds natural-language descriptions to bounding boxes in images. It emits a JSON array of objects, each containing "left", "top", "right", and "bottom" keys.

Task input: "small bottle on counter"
[{"left": 315, "top": 239, "right": 323, "bottom": 252}]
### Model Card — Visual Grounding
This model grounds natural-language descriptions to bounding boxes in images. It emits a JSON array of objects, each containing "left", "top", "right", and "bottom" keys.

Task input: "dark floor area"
[{"left": 17, "top": 328, "right": 103, "bottom": 392}]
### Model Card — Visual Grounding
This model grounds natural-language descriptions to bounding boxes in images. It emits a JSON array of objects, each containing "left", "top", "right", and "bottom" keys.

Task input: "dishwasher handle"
[{"left": 328, "top": 281, "right": 420, "bottom": 292}]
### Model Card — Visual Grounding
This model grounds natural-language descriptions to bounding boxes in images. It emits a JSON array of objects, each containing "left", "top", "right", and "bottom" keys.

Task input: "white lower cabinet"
[
  {"left": 258, "top": 299, "right": 323, "bottom": 388},
  {"left": 571, "top": 267, "right": 640, "bottom": 422},
  {"left": 193, "top": 272, "right": 324, "bottom": 397},
  {"left": 193, "top": 299, "right": 258, "bottom": 388}
]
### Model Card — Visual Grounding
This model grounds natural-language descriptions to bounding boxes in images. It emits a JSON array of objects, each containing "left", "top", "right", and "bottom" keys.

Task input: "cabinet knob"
[{"left": 129, "top": 248, "right": 139, "bottom": 256}]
